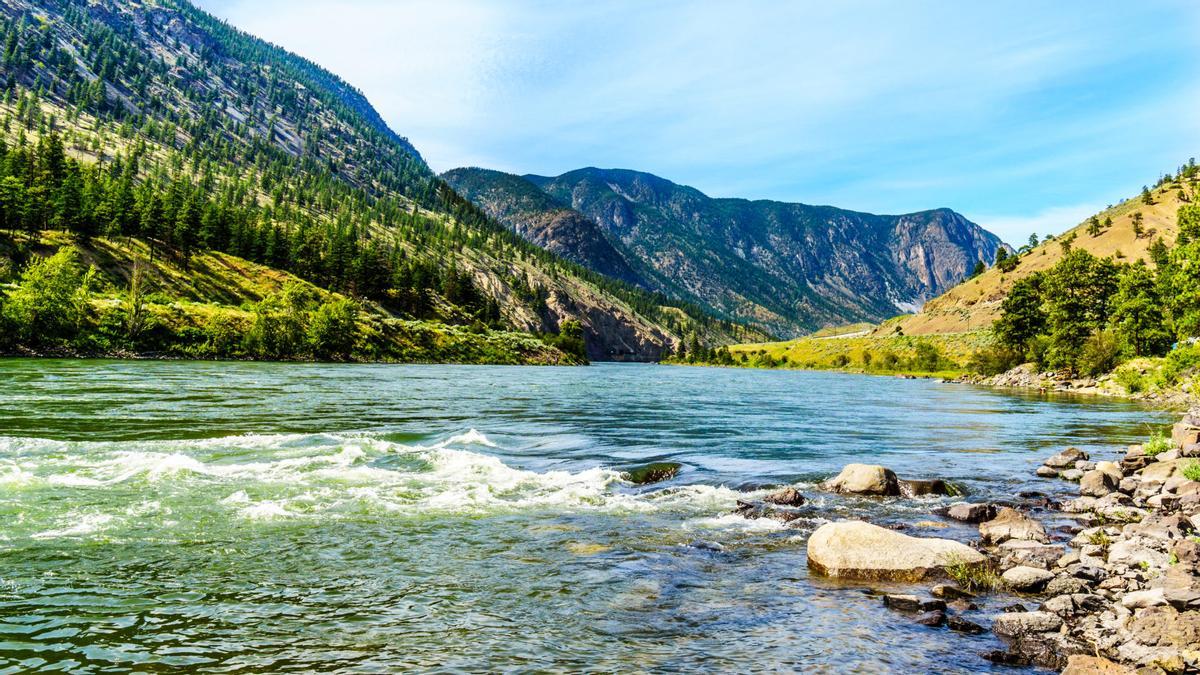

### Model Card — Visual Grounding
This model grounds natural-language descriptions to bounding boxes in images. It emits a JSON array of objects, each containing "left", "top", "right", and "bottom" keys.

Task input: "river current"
[{"left": 0, "top": 360, "right": 1176, "bottom": 672}]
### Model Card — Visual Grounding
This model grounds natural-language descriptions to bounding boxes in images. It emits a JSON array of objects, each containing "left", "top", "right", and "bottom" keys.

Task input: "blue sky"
[{"left": 197, "top": 0, "right": 1200, "bottom": 245}]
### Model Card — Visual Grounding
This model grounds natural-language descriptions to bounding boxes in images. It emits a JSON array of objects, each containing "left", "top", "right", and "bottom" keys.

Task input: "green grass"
[
  {"left": 1182, "top": 461, "right": 1200, "bottom": 482},
  {"left": 709, "top": 330, "right": 993, "bottom": 378},
  {"left": 1145, "top": 431, "right": 1172, "bottom": 457},
  {"left": 943, "top": 554, "right": 1000, "bottom": 593}
]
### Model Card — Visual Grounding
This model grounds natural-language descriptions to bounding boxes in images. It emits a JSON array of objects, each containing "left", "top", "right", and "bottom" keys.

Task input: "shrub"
[
  {"left": 967, "top": 345, "right": 1024, "bottom": 376},
  {"left": 831, "top": 353, "right": 849, "bottom": 367},
  {"left": 1144, "top": 431, "right": 1171, "bottom": 457},
  {"left": 1077, "top": 329, "right": 1122, "bottom": 376},
  {"left": 1, "top": 248, "right": 95, "bottom": 347},
  {"left": 1113, "top": 365, "right": 1147, "bottom": 394},
  {"left": 911, "top": 341, "right": 945, "bottom": 371},
  {"left": 308, "top": 298, "right": 359, "bottom": 361},
  {"left": 1159, "top": 344, "right": 1200, "bottom": 385}
]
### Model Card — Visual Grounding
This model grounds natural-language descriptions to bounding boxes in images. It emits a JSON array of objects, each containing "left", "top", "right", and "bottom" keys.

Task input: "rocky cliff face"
[{"left": 446, "top": 167, "right": 1004, "bottom": 337}]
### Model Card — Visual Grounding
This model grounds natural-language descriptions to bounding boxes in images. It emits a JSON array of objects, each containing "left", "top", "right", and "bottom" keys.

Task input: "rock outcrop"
[{"left": 806, "top": 520, "right": 985, "bottom": 581}]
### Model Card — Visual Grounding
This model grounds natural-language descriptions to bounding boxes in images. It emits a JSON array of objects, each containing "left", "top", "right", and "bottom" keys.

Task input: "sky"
[{"left": 195, "top": 0, "right": 1200, "bottom": 245}]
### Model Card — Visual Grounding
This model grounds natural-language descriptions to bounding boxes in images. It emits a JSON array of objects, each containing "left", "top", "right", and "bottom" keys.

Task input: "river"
[{"left": 0, "top": 360, "right": 1176, "bottom": 672}]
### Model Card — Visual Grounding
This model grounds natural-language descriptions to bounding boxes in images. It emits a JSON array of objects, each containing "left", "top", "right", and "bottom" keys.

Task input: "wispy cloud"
[{"left": 197, "top": 0, "right": 1200, "bottom": 244}]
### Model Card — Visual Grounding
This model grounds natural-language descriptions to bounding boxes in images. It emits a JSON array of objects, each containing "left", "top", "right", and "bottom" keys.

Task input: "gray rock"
[
  {"left": 914, "top": 609, "right": 945, "bottom": 626},
  {"left": 882, "top": 594, "right": 922, "bottom": 611},
  {"left": 1002, "top": 566, "right": 1055, "bottom": 592},
  {"left": 1046, "top": 447, "right": 1089, "bottom": 469},
  {"left": 899, "top": 479, "right": 954, "bottom": 497},
  {"left": 821, "top": 464, "right": 899, "bottom": 496},
  {"left": 1036, "top": 465, "right": 1060, "bottom": 478},
  {"left": 980, "top": 507, "right": 1050, "bottom": 545},
  {"left": 930, "top": 584, "right": 974, "bottom": 599},
  {"left": 945, "top": 502, "right": 996, "bottom": 523},
  {"left": 1080, "top": 469, "right": 1118, "bottom": 497},
  {"left": 763, "top": 487, "right": 806, "bottom": 506},
  {"left": 1121, "top": 588, "right": 1167, "bottom": 609},
  {"left": 1061, "top": 468, "right": 1085, "bottom": 482},
  {"left": 1163, "top": 564, "right": 1200, "bottom": 610},
  {"left": 806, "top": 520, "right": 985, "bottom": 581},
  {"left": 992, "top": 611, "right": 1063, "bottom": 638},
  {"left": 947, "top": 615, "right": 984, "bottom": 633},
  {"left": 1041, "top": 594, "right": 1076, "bottom": 616}
]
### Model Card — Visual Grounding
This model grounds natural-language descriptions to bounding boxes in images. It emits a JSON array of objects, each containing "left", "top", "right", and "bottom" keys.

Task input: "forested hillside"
[
  {"left": 0, "top": 0, "right": 760, "bottom": 362},
  {"left": 445, "top": 166, "right": 1004, "bottom": 337}
]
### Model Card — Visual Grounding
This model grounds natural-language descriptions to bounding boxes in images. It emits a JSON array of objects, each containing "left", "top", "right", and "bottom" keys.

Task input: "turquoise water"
[{"left": 0, "top": 360, "right": 1174, "bottom": 672}]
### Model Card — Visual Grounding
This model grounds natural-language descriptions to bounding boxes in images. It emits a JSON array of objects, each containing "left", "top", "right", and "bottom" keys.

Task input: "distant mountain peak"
[{"left": 445, "top": 166, "right": 1003, "bottom": 336}]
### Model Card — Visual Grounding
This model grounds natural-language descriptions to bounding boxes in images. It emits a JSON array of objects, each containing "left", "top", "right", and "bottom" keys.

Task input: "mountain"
[
  {"left": 890, "top": 178, "right": 1189, "bottom": 336},
  {"left": 443, "top": 167, "right": 1003, "bottom": 337},
  {"left": 0, "top": 0, "right": 763, "bottom": 361}
]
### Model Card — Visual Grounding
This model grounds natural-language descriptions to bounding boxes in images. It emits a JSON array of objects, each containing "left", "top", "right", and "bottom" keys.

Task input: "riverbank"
[{"left": 727, "top": 408, "right": 1200, "bottom": 672}]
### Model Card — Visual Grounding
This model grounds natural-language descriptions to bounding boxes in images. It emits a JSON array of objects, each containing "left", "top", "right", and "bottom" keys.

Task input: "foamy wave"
[
  {"left": 32, "top": 512, "right": 114, "bottom": 539},
  {"left": 2, "top": 432, "right": 743, "bottom": 524}
]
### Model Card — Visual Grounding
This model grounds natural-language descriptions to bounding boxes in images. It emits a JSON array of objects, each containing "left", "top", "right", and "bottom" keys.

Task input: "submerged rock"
[
  {"left": 899, "top": 478, "right": 956, "bottom": 498},
  {"left": 806, "top": 520, "right": 985, "bottom": 582},
  {"left": 943, "top": 502, "right": 996, "bottom": 523},
  {"left": 821, "top": 464, "right": 899, "bottom": 496},
  {"left": 762, "top": 487, "right": 806, "bottom": 506},
  {"left": 732, "top": 500, "right": 804, "bottom": 524},
  {"left": 622, "top": 462, "right": 681, "bottom": 485},
  {"left": 947, "top": 615, "right": 984, "bottom": 633}
]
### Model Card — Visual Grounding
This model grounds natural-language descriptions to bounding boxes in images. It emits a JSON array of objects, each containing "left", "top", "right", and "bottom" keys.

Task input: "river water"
[{"left": 0, "top": 360, "right": 1177, "bottom": 672}]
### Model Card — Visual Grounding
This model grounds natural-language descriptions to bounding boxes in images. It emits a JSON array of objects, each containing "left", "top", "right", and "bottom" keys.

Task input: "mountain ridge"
[
  {"left": 444, "top": 165, "right": 1004, "bottom": 337},
  {"left": 0, "top": 0, "right": 763, "bottom": 362}
]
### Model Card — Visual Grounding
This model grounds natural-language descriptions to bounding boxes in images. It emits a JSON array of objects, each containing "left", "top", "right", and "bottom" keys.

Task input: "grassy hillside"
[
  {"left": 889, "top": 180, "right": 1187, "bottom": 336},
  {"left": 0, "top": 230, "right": 575, "bottom": 364}
]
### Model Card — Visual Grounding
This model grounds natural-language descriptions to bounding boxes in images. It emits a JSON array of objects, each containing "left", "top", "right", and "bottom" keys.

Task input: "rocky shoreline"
[
  {"left": 952, "top": 363, "right": 1196, "bottom": 409},
  {"left": 730, "top": 411, "right": 1200, "bottom": 672}
]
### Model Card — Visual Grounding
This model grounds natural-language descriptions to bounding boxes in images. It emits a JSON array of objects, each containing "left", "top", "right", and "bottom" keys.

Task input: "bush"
[
  {"left": 831, "top": 353, "right": 850, "bottom": 367},
  {"left": 1077, "top": 329, "right": 1122, "bottom": 376},
  {"left": 967, "top": 345, "right": 1025, "bottom": 376},
  {"left": 1, "top": 248, "right": 95, "bottom": 347},
  {"left": 1113, "top": 364, "right": 1148, "bottom": 394},
  {"left": 1160, "top": 344, "right": 1200, "bottom": 385},
  {"left": 879, "top": 350, "right": 899, "bottom": 370},
  {"left": 911, "top": 341, "right": 945, "bottom": 371},
  {"left": 1144, "top": 431, "right": 1171, "bottom": 457},
  {"left": 308, "top": 298, "right": 359, "bottom": 361}
]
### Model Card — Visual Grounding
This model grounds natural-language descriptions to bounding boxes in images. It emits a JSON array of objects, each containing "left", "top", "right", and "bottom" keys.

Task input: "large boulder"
[
  {"left": 806, "top": 520, "right": 985, "bottom": 582},
  {"left": 979, "top": 507, "right": 1050, "bottom": 545},
  {"left": 821, "top": 464, "right": 899, "bottom": 496},
  {"left": 1139, "top": 459, "right": 1189, "bottom": 485}
]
